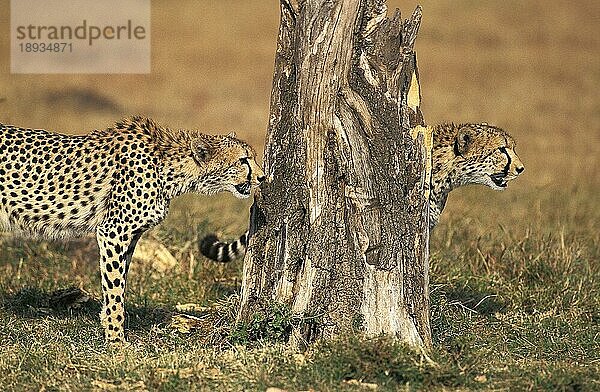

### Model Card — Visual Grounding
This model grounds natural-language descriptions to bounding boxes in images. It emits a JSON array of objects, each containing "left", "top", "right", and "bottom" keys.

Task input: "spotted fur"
[
  {"left": 0, "top": 116, "right": 264, "bottom": 343},
  {"left": 200, "top": 122, "right": 524, "bottom": 262}
]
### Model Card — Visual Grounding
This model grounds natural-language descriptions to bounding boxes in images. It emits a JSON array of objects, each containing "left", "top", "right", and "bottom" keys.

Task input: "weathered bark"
[{"left": 239, "top": 0, "right": 432, "bottom": 349}]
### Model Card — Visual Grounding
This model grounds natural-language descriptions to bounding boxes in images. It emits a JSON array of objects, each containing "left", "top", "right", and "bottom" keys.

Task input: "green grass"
[{"left": 1, "top": 190, "right": 598, "bottom": 391}]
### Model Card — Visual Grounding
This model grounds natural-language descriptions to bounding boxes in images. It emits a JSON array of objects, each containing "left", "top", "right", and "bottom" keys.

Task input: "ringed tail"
[{"left": 199, "top": 232, "right": 248, "bottom": 262}]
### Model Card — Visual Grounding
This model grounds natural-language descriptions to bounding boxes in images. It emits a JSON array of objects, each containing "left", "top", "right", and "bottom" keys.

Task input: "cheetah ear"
[
  {"left": 227, "top": 131, "right": 237, "bottom": 138},
  {"left": 454, "top": 126, "right": 474, "bottom": 156},
  {"left": 191, "top": 138, "right": 214, "bottom": 162}
]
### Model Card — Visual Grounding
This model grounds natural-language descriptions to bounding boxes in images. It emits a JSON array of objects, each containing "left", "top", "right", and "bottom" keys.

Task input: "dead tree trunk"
[{"left": 239, "top": 0, "right": 432, "bottom": 349}]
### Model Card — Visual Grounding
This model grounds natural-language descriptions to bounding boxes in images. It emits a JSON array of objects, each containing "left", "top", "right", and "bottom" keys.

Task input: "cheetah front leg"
[{"left": 96, "top": 225, "right": 143, "bottom": 343}]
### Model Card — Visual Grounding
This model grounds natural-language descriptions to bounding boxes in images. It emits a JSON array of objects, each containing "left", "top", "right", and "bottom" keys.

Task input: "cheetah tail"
[{"left": 199, "top": 232, "right": 248, "bottom": 262}]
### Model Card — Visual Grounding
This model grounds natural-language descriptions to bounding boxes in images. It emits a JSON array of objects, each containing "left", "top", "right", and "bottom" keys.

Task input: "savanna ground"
[{"left": 0, "top": 0, "right": 599, "bottom": 390}]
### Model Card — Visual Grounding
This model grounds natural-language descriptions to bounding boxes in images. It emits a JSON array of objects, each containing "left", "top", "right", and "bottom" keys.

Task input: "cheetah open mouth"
[
  {"left": 234, "top": 182, "right": 251, "bottom": 196},
  {"left": 490, "top": 173, "right": 508, "bottom": 188}
]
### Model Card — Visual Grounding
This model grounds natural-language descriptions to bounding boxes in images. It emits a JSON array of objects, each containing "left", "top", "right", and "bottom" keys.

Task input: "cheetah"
[
  {"left": 200, "top": 122, "right": 524, "bottom": 262},
  {"left": 0, "top": 116, "right": 264, "bottom": 342}
]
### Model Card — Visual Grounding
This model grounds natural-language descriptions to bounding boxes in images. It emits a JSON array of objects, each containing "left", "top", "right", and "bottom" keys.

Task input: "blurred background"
[{"left": 0, "top": 0, "right": 598, "bottom": 238}]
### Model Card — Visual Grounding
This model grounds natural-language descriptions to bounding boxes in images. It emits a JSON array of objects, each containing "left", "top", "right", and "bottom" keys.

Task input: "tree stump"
[{"left": 239, "top": 0, "right": 432, "bottom": 349}]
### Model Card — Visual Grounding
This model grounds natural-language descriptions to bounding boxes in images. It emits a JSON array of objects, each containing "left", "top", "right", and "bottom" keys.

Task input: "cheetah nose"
[
  {"left": 516, "top": 166, "right": 525, "bottom": 174},
  {"left": 257, "top": 175, "right": 266, "bottom": 183}
]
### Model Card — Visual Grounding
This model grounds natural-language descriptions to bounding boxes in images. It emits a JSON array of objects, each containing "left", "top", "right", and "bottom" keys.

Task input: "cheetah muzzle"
[
  {"left": 234, "top": 182, "right": 252, "bottom": 197},
  {"left": 489, "top": 173, "right": 508, "bottom": 188}
]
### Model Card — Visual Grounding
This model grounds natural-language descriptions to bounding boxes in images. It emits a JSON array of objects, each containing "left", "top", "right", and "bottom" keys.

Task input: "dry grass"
[{"left": 0, "top": 0, "right": 599, "bottom": 390}]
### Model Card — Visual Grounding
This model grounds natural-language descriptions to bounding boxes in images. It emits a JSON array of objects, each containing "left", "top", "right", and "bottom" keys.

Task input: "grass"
[
  {"left": 1, "top": 0, "right": 599, "bottom": 390},
  {"left": 1, "top": 210, "right": 598, "bottom": 391}
]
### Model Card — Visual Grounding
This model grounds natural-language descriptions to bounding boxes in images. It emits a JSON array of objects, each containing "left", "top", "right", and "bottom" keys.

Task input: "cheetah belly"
[
  {"left": 1, "top": 180, "right": 112, "bottom": 239},
  {"left": 0, "top": 127, "right": 114, "bottom": 240}
]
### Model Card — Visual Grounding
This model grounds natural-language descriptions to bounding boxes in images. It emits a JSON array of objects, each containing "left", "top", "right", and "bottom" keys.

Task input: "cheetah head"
[
  {"left": 190, "top": 133, "right": 265, "bottom": 199},
  {"left": 453, "top": 124, "right": 524, "bottom": 190}
]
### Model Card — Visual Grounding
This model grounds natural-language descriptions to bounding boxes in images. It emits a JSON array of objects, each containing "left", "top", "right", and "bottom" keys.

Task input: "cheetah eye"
[
  {"left": 239, "top": 157, "right": 249, "bottom": 165},
  {"left": 498, "top": 147, "right": 507, "bottom": 153}
]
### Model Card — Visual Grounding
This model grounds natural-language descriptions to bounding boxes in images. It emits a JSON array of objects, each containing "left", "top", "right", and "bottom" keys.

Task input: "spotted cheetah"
[
  {"left": 0, "top": 116, "right": 264, "bottom": 342},
  {"left": 200, "top": 122, "right": 524, "bottom": 262}
]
